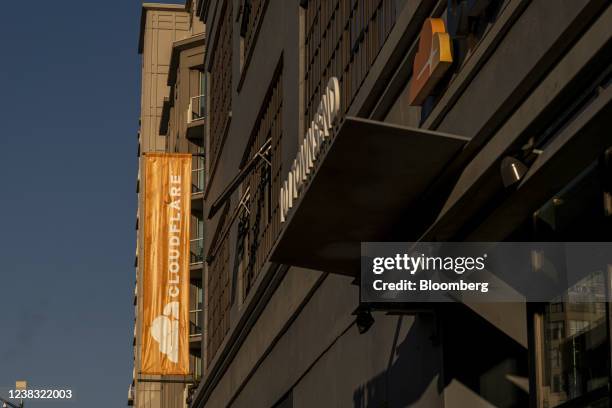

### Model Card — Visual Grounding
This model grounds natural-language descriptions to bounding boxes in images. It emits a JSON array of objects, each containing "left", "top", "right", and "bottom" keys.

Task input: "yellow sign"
[
  {"left": 408, "top": 18, "right": 453, "bottom": 106},
  {"left": 141, "top": 153, "right": 191, "bottom": 375}
]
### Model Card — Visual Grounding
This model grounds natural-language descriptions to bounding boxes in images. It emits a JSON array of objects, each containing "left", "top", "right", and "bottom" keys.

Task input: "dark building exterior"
[{"left": 187, "top": 0, "right": 612, "bottom": 407}]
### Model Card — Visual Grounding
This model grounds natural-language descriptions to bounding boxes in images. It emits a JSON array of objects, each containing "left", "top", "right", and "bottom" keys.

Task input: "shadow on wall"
[
  {"left": 353, "top": 304, "right": 529, "bottom": 408},
  {"left": 353, "top": 313, "right": 442, "bottom": 408},
  {"left": 440, "top": 303, "right": 529, "bottom": 408}
]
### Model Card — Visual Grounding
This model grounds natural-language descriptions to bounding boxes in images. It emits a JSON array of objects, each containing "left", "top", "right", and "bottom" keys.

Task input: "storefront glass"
[{"left": 529, "top": 158, "right": 611, "bottom": 407}]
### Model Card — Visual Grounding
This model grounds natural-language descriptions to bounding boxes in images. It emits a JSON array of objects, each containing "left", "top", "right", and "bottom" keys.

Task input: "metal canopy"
[{"left": 270, "top": 116, "right": 468, "bottom": 276}]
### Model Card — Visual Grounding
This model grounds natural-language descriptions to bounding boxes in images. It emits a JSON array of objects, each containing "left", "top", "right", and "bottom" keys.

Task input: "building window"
[
  {"left": 446, "top": 0, "right": 505, "bottom": 68},
  {"left": 547, "top": 321, "right": 564, "bottom": 341},
  {"left": 190, "top": 216, "right": 204, "bottom": 264},
  {"left": 236, "top": 200, "right": 250, "bottom": 305},
  {"left": 199, "top": 70, "right": 206, "bottom": 96},
  {"left": 540, "top": 296, "right": 608, "bottom": 406},
  {"left": 192, "top": 151, "right": 205, "bottom": 193},
  {"left": 190, "top": 281, "right": 203, "bottom": 337},
  {"left": 206, "top": 206, "right": 232, "bottom": 366},
  {"left": 209, "top": 0, "right": 233, "bottom": 174},
  {"left": 189, "top": 277, "right": 203, "bottom": 382},
  {"left": 238, "top": 0, "right": 268, "bottom": 74},
  {"left": 303, "top": 0, "right": 402, "bottom": 130},
  {"left": 549, "top": 302, "right": 564, "bottom": 313},
  {"left": 189, "top": 71, "right": 206, "bottom": 124},
  {"left": 189, "top": 352, "right": 202, "bottom": 381},
  {"left": 527, "top": 157, "right": 612, "bottom": 408},
  {"left": 238, "top": 67, "right": 282, "bottom": 299}
]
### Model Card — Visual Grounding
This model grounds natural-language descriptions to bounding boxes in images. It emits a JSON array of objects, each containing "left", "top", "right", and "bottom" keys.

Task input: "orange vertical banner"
[{"left": 141, "top": 153, "right": 191, "bottom": 375}]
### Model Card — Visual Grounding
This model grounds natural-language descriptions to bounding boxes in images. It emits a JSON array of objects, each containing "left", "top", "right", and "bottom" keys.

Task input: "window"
[
  {"left": 189, "top": 352, "right": 202, "bottom": 381},
  {"left": 236, "top": 196, "right": 250, "bottom": 305},
  {"left": 239, "top": 68, "right": 282, "bottom": 299},
  {"left": 208, "top": 0, "right": 233, "bottom": 173},
  {"left": 447, "top": 0, "right": 505, "bottom": 67},
  {"left": 549, "top": 302, "right": 564, "bottom": 313},
  {"left": 192, "top": 151, "right": 205, "bottom": 193},
  {"left": 540, "top": 291, "right": 608, "bottom": 406},
  {"left": 552, "top": 375, "right": 561, "bottom": 393},
  {"left": 501, "top": 149, "right": 612, "bottom": 407},
  {"left": 190, "top": 281, "right": 203, "bottom": 337},
  {"left": 303, "top": 0, "right": 403, "bottom": 130},
  {"left": 547, "top": 321, "right": 564, "bottom": 341},
  {"left": 528, "top": 157, "right": 612, "bottom": 407},
  {"left": 206, "top": 206, "right": 232, "bottom": 366},
  {"left": 199, "top": 71, "right": 206, "bottom": 96},
  {"left": 239, "top": 0, "right": 267, "bottom": 72},
  {"left": 190, "top": 216, "right": 204, "bottom": 264},
  {"left": 189, "top": 71, "right": 206, "bottom": 123}
]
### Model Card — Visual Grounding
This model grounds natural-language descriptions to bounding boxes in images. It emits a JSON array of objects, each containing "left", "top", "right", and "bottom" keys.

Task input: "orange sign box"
[{"left": 408, "top": 18, "right": 453, "bottom": 106}]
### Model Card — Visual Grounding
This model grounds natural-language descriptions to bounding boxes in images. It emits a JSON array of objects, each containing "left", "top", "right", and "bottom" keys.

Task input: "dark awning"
[{"left": 270, "top": 116, "right": 468, "bottom": 276}]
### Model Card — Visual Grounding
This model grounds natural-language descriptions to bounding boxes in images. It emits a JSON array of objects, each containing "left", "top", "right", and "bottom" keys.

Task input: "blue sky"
[{"left": 0, "top": 1, "right": 171, "bottom": 406}]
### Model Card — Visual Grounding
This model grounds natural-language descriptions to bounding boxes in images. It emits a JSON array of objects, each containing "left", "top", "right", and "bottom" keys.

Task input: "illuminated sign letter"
[{"left": 279, "top": 77, "right": 341, "bottom": 223}]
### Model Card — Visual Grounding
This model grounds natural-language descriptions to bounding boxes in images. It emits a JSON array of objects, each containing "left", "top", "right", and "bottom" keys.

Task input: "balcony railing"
[
  {"left": 190, "top": 238, "right": 204, "bottom": 265},
  {"left": 192, "top": 167, "right": 205, "bottom": 194},
  {"left": 188, "top": 95, "right": 206, "bottom": 124},
  {"left": 190, "top": 309, "right": 203, "bottom": 337}
]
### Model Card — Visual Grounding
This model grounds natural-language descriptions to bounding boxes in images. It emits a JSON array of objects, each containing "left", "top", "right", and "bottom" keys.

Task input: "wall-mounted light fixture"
[{"left": 500, "top": 156, "right": 528, "bottom": 188}]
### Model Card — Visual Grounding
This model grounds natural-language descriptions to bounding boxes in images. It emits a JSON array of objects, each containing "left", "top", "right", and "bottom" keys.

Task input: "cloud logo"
[
  {"left": 150, "top": 302, "right": 180, "bottom": 363},
  {"left": 408, "top": 18, "right": 453, "bottom": 106}
]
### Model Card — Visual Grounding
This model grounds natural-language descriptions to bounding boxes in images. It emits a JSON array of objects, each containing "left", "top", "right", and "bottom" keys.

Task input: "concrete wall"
[{"left": 232, "top": 274, "right": 444, "bottom": 408}]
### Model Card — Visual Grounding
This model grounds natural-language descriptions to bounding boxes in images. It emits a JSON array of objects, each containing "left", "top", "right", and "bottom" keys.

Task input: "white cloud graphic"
[{"left": 150, "top": 301, "right": 180, "bottom": 363}]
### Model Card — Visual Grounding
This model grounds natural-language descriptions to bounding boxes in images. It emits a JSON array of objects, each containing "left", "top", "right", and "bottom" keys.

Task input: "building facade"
[
  {"left": 182, "top": 0, "right": 611, "bottom": 407},
  {"left": 131, "top": 2, "right": 206, "bottom": 407}
]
